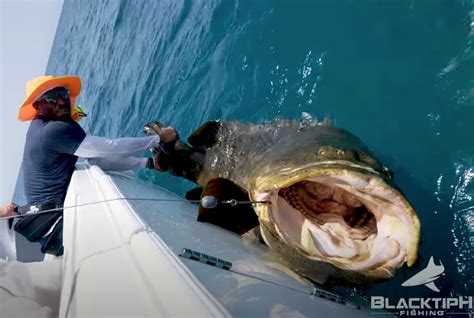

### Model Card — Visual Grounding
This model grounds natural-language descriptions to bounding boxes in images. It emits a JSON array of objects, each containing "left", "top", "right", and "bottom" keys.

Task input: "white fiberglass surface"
[{"left": 110, "top": 172, "right": 380, "bottom": 317}]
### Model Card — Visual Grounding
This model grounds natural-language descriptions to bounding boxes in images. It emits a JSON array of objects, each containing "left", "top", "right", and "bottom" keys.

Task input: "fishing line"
[
  {"left": 228, "top": 268, "right": 313, "bottom": 296},
  {"left": 224, "top": 267, "right": 362, "bottom": 310},
  {"left": 178, "top": 248, "right": 361, "bottom": 309},
  {"left": 227, "top": 267, "right": 361, "bottom": 310},
  {"left": 0, "top": 196, "right": 270, "bottom": 221}
]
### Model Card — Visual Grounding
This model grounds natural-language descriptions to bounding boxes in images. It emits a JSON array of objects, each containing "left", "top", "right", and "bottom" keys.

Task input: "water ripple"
[{"left": 447, "top": 161, "right": 474, "bottom": 292}]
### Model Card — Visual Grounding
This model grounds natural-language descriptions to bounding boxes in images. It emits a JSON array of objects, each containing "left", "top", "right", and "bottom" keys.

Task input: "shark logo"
[{"left": 401, "top": 256, "right": 444, "bottom": 292}]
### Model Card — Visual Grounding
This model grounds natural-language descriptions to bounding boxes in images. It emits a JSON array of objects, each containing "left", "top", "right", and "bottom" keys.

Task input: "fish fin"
[
  {"left": 198, "top": 178, "right": 259, "bottom": 235},
  {"left": 319, "top": 116, "right": 332, "bottom": 127},
  {"left": 185, "top": 187, "right": 203, "bottom": 202},
  {"left": 188, "top": 121, "right": 221, "bottom": 148},
  {"left": 424, "top": 281, "right": 440, "bottom": 292}
]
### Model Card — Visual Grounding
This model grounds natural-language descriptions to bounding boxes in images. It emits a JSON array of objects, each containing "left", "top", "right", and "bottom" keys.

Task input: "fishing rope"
[
  {"left": 0, "top": 196, "right": 270, "bottom": 221},
  {"left": 1, "top": 196, "right": 367, "bottom": 310},
  {"left": 178, "top": 253, "right": 362, "bottom": 310},
  {"left": 228, "top": 268, "right": 313, "bottom": 296}
]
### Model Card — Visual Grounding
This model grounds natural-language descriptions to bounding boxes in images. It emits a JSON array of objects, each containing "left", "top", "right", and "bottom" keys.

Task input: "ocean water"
[{"left": 47, "top": 0, "right": 473, "bottom": 305}]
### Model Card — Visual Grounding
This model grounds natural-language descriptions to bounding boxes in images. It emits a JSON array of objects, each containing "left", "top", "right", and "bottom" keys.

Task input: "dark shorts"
[{"left": 13, "top": 202, "right": 64, "bottom": 256}]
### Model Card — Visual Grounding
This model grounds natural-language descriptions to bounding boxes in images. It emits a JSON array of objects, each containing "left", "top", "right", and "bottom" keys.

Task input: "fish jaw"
[{"left": 251, "top": 166, "right": 420, "bottom": 281}]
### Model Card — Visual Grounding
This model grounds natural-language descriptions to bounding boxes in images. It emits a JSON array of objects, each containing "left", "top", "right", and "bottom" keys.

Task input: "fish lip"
[
  {"left": 254, "top": 161, "right": 385, "bottom": 191},
  {"left": 252, "top": 163, "right": 420, "bottom": 269}
]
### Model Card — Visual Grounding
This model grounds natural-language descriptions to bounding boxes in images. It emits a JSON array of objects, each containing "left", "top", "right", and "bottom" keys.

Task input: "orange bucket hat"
[{"left": 18, "top": 75, "right": 82, "bottom": 121}]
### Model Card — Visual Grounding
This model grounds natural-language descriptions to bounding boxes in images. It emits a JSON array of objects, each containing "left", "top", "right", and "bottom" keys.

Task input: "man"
[{"left": 12, "top": 75, "right": 177, "bottom": 256}]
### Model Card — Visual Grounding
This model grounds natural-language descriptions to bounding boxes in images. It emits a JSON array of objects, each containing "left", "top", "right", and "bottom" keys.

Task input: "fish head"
[{"left": 247, "top": 126, "right": 421, "bottom": 284}]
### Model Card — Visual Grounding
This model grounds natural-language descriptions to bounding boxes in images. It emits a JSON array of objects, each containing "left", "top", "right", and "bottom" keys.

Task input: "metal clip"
[{"left": 226, "top": 199, "right": 238, "bottom": 206}]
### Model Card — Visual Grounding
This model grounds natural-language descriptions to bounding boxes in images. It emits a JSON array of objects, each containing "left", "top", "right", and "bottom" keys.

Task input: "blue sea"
[{"left": 47, "top": 0, "right": 473, "bottom": 308}]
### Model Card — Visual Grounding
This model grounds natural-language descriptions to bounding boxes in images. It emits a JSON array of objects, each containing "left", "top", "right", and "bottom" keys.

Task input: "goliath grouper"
[{"left": 144, "top": 118, "right": 420, "bottom": 285}]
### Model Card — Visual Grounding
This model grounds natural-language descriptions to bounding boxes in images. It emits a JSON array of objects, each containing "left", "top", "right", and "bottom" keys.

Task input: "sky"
[{"left": 0, "top": 0, "right": 64, "bottom": 203}]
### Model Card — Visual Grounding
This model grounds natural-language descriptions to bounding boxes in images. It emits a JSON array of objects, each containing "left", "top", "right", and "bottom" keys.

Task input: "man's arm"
[
  {"left": 87, "top": 156, "right": 150, "bottom": 171},
  {"left": 75, "top": 135, "right": 160, "bottom": 158},
  {"left": 74, "top": 127, "right": 177, "bottom": 158}
]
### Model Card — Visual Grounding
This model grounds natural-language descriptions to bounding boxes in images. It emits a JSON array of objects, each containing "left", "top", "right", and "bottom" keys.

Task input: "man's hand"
[
  {"left": 0, "top": 203, "right": 18, "bottom": 218},
  {"left": 159, "top": 127, "right": 178, "bottom": 143}
]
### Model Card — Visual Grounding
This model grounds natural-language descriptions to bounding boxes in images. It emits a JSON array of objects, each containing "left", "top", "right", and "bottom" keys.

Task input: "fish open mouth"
[
  {"left": 254, "top": 168, "right": 420, "bottom": 274},
  {"left": 279, "top": 180, "right": 378, "bottom": 240}
]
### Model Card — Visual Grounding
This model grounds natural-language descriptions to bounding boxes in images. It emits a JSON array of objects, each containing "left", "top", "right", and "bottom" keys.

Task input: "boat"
[{"left": 0, "top": 162, "right": 389, "bottom": 317}]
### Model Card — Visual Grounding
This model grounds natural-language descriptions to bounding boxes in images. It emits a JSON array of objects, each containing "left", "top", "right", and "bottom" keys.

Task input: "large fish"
[{"left": 144, "top": 117, "right": 420, "bottom": 285}]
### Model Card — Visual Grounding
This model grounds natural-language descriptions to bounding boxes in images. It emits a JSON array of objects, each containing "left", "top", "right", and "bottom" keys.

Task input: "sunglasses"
[{"left": 38, "top": 88, "right": 70, "bottom": 104}]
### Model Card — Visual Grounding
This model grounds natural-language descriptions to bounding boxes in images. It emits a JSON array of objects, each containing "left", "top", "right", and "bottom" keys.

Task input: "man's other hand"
[
  {"left": 159, "top": 127, "right": 178, "bottom": 143},
  {"left": 0, "top": 203, "right": 18, "bottom": 218}
]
